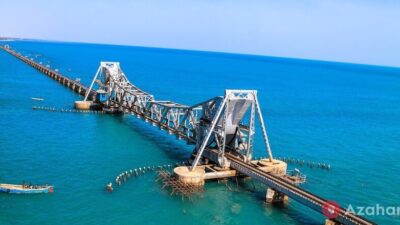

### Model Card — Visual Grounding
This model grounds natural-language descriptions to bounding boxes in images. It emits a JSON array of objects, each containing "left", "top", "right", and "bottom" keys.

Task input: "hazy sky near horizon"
[{"left": 1, "top": 0, "right": 400, "bottom": 67}]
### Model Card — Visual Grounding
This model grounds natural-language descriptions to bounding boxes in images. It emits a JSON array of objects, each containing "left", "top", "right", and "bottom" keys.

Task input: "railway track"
[{"left": 226, "top": 153, "right": 376, "bottom": 225}]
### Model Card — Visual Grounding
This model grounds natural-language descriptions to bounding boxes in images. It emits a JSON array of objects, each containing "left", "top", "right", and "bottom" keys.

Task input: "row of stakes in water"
[
  {"left": 253, "top": 156, "right": 331, "bottom": 170},
  {"left": 32, "top": 106, "right": 105, "bottom": 114},
  {"left": 112, "top": 161, "right": 190, "bottom": 188}
]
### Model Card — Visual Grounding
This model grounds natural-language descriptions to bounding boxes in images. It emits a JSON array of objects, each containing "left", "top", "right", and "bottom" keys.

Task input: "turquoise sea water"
[{"left": 0, "top": 40, "right": 399, "bottom": 225}]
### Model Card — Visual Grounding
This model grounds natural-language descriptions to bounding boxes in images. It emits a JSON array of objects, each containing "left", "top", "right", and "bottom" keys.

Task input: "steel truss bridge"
[{"left": 1, "top": 46, "right": 376, "bottom": 225}]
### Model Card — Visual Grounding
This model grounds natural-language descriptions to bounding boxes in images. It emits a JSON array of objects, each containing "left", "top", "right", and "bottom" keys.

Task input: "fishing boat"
[{"left": 0, "top": 183, "right": 54, "bottom": 194}]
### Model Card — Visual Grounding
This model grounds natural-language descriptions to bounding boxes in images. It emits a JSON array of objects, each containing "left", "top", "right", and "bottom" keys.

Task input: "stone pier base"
[
  {"left": 74, "top": 101, "right": 92, "bottom": 110},
  {"left": 325, "top": 219, "right": 340, "bottom": 225},
  {"left": 174, "top": 166, "right": 205, "bottom": 186},
  {"left": 266, "top": 188, "right": 288, "bottom": 203}
]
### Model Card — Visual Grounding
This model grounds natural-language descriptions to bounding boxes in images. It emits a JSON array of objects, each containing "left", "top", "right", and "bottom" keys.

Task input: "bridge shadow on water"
[{"left": 111, "top": 114, "right": 192, "bottom": 162}]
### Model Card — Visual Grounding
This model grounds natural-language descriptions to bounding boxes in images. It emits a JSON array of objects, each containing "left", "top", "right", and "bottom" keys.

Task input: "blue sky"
[{"left": 1, "top": 0, "right": 400, "bottom": 67}]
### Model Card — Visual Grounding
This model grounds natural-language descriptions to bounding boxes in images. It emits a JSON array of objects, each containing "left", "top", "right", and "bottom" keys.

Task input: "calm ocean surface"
[{"left": 0, "top": 40, "right": 399, "bottom": 225}]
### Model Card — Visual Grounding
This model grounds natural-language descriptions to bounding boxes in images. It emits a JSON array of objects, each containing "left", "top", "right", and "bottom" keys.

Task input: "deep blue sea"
[{"left": 0, "top": 40, "right": 399, "bottom": 225}]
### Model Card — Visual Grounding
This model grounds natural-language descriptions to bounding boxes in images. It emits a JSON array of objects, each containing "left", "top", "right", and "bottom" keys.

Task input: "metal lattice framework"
[{"left": 85, "top": 62, "right": 274, "bottom": 170}]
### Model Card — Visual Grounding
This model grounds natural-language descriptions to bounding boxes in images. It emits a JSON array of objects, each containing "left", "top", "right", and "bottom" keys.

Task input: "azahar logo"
[{"left": 322, "top": 201, "right": 340, "bottom": 219}]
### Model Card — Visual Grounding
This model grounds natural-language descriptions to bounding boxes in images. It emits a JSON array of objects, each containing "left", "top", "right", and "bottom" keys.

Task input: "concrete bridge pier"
[
  {"left": 174, "top": 166, "right": 205, "bottom": 186},
  {"left": 325, "top": 219, "right": 342, "bottom": 225},
  {"left": 75, "top": 100, "right": 93, "bottom": 110},
  {"left": 266, "top": 187, "right": 288, "bottom": 203}
]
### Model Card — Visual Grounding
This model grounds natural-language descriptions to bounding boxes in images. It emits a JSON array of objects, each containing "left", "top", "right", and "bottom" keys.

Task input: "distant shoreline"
[{"left": 0, "top": 37, "right": 24, "bottom": 41}]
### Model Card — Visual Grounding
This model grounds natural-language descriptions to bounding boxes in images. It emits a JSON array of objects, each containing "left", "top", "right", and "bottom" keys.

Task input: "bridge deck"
[
  {"left": 0, "top": 46, "right": 96, "bottom": 100},
  {"left": 1, "top": 46, "right": 376, "bottom": 225},
  {"left": 226, "top": 153, "right": 376, "bottom": 225}
]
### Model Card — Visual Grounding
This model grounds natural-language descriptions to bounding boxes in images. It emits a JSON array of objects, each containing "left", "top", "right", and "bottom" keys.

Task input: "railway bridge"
[{"left": 1, "top": 45, "right": 376, "bottom": 225}]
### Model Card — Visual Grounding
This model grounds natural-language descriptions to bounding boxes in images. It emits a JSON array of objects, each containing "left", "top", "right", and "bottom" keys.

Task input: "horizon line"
[{"left": 2, "top": 36, "right": 400, "bottom": 71}]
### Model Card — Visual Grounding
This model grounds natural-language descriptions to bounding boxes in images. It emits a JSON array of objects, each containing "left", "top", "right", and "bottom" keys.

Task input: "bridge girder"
[{"left": 86, "top": 62, "right": 274, "bottom": 170}]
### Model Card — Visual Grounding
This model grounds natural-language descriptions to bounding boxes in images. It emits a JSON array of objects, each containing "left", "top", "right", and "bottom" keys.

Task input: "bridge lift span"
[{"left": 83, "top": 62, "right": 274, "bottom": 171}]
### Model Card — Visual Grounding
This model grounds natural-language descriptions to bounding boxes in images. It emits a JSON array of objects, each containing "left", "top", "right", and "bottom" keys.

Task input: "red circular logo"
[{"left": 322, "top": 201, "right": 340, "bottom": 219}]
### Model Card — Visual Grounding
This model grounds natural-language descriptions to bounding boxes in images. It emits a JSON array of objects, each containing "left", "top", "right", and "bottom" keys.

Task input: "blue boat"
[{"left": 0, "top": 183, "right": 54, "bottom": 194}]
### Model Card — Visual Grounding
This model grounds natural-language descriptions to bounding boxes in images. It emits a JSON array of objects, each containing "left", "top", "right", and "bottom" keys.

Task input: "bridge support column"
[
  {"left": 266, "top": 188, "right": 288, "bottom": 203},
  {"left": 75, "top": 100, "right": 93, "bottom": 110},
  {"left": 325, "top": 219, "right": 340, "bottom": 225},
  {"left": 174, "top": 166, "right": 205, "bottom": 186}
]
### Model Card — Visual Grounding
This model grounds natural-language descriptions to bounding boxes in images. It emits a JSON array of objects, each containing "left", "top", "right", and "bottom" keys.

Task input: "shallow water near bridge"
[{"left": 0, "top": 40, "right": 399, "bottom": 225}]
